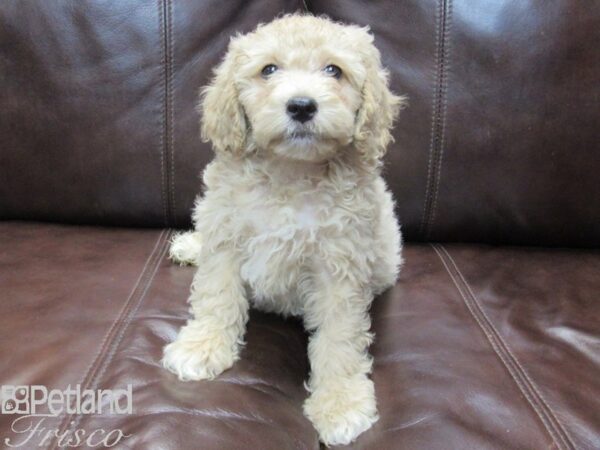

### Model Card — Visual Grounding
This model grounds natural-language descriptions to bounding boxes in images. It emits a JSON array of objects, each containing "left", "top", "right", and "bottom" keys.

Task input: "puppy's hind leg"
[{"left": 169, "top": 231, "right": 203, "bottom": 266}]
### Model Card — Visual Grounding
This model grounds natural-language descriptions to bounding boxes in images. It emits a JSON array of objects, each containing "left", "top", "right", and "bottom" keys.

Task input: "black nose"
[{"left": 286, "top": 97, "right": 317, "bottom": 123}]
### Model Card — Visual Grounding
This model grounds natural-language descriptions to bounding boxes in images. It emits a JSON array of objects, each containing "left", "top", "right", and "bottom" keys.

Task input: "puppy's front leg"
[
  {"left": 162, "top": 248, "right": 248, "bottom": 381},
  {"left": 303, "top": 274, "right": 378, "bottom": 446}
]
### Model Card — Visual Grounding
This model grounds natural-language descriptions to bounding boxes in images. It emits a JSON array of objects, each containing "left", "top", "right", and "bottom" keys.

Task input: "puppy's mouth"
[
  {"left": 289, "top": 130, "right": 314, "bottom": 140},
  {"left": 285, "top": 127, "right": 318, "bottom": 143}
]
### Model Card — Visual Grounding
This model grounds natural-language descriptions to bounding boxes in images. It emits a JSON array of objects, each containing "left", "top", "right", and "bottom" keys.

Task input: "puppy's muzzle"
[{"left": 287, "top": 97, "right": 317, "bottom": 123}]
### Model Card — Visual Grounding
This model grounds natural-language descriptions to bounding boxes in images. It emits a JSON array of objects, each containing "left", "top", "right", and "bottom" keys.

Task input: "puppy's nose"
[{"left": 286, "top": 97, "right": 317, "bottom": 123}]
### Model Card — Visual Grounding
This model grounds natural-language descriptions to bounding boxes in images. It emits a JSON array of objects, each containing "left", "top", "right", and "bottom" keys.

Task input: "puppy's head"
[{"left": 201, "top": 14, "right": 404, "bottom": 164}]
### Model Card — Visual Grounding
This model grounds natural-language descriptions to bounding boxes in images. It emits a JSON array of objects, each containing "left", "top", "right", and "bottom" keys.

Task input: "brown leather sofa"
[{"left": 1, "top": 1, "right": 598, "bottom": 449}]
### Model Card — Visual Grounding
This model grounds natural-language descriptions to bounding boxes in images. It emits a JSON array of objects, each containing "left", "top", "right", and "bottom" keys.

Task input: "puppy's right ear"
[{"left": 199, "top": 38, "right": 247, "bottom": 156}]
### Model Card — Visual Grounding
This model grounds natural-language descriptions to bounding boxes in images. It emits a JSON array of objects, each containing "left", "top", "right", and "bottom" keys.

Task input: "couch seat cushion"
[{"left": 0, "top": 222, "right": 598, "bottom": 449}]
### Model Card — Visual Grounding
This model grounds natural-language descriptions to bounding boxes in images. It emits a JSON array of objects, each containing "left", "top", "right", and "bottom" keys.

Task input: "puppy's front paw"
[
  {"left": 162, "top": 330, "right": 238, "bottom": 381},
  {"left": 304, "top": 376, "right": 378, "bottom": 446}
]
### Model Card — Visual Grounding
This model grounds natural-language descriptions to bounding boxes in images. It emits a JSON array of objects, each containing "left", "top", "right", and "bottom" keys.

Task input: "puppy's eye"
[
  {"left": 323, "top": 64, "right": 342, "bottom": 79},
  {"left": 261, "top": 64, "right": 278, "bottom": 78}
]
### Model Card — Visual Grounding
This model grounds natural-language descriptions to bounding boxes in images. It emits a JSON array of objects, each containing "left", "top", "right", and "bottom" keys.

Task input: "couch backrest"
[{"left": 1, "top": 0, "right": 599, "bottom": 247}]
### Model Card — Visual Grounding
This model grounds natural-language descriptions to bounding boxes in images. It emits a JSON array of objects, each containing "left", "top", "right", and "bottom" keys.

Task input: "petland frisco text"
[{"left": 1, "top": 384, "right": 133, "bottom": 448}]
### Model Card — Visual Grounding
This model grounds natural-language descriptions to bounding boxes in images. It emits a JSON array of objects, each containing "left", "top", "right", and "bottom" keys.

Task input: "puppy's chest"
[
  {"left": 242, "top": 186, "right": 332, "bottom": 248},
  {"left": 235, "top": 185, "right": 336, "bottom": 288}
]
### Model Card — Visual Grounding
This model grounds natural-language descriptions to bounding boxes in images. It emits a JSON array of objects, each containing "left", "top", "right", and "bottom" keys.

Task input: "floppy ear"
[
  {"left": 353, "top": 35, "right": 405, "bottom": 164},
  {"left": 199, "top": 39, "right": 247, "bottom": 156}
]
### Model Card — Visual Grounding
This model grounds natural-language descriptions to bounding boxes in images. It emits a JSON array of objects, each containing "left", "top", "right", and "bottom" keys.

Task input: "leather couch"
[{"left": 1, "top": 1, "right": 598, "bottom": 449}]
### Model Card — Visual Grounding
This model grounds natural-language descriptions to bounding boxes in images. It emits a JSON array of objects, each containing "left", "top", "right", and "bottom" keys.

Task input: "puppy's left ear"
[
  {"left": 199, "top": 37, "right": 247, "bottom": 156},
  {"left": 353, "top": 31, "right": 406, "bottom": 163}
]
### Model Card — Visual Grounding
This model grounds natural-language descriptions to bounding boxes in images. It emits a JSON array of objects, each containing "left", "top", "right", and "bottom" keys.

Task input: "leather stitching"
[
  {"left": 419, "top": 0, "right": 442, "bottom": 238},
  {"left": 158, "top": 0, "right": 169, "bottom": 227},
  {"left": 167, "top": 0, "right": 176, "bottom": 226},
  {"left": 62, "top": 233, "right": 171, "bottom": 442},
  {"left": 432, "top": 244, "right": 576, "bottom": 450},
  {"left": 47, "top": 230, "right": 170, "bottom": 450},
  {"left": 420, "top": 0, "right": 452, "bottom": 240},
  {"left": 439, "top": 245, "right": 577, "bottom": 449},
  {"left": 427, "top": 0, "right": 452, "bottom": 238},
  {"left": 159, "top": 0, "right": 175, "bottom": 226}
]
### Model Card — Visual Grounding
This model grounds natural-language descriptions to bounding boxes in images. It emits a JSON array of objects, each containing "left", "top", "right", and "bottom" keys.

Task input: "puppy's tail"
[{"left": 169, "top": 231, "right": 203, "bottom": 266}]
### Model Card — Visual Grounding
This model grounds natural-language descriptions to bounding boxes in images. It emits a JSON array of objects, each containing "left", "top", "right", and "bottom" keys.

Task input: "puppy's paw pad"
[
  {"left": 304, "top": 378, "right": 378, "bottom": 446},
  {"left": 162, "top": 334, "right": 236, "bottom": 381}
]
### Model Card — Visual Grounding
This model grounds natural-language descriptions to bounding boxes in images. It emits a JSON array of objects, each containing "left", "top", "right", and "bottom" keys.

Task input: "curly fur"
[{"left": 162, "top": 14, "right": 405, "bottom": 446}]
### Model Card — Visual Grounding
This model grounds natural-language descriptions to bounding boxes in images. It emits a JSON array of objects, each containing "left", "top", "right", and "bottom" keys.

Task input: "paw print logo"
[{"left": 1, "top": 386, "right": 29, "bottom": 414}]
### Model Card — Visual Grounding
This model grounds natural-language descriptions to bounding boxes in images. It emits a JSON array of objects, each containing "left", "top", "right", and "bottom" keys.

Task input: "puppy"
[{"left": 162, "top": 14, "right": 404, "bottom": 446}]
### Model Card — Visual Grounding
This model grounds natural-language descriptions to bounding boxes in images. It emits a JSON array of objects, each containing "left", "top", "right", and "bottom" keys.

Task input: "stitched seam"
[
  {"left": 431, "top": 244, "right": 575, "bottom": 450},
  {"left": 419, "top": 0, "right": 442, "bottom": 238},
  {"left": 47, "top": 231, "right": 167, "bottom": 449},
  {"left": 158, "top": 0, "right": 169, "bottom": 227},
  {"left": 159, "top": 0, "right": 174, "bottom": 227},
  {"left": 427, "top": 0, "right": 452, "bottom": 237},
  {"left": 52, "top": 232, "right": 172, "bottom": 445},
  {"left": 430, "top": 244, "right": 564, "bottom": 448},
  {"left": 419, "top": 0, "right": 451, "bottom": 240},
  {"left": 47, "top": 230, "right": 169, "bottom": 450},
  {"left": 438, "top": 245, "right": 577, "bottom": 449},
  {"left": 167, "top": 0, "right": 176, "bottom": 226}
]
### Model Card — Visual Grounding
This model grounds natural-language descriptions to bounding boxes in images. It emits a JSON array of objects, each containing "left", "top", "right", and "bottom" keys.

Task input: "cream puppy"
[{"left": 162, "top": 14, "right": 404, "bottom": 446}]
